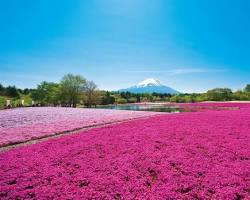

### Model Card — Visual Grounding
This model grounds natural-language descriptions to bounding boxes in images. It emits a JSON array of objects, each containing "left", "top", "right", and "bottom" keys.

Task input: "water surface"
[
  {"left": 96, "top": 103, "right": 238, "bottom": 113},
  {"left": 96, "top": 104, "right": 188, "bottom": 113}
]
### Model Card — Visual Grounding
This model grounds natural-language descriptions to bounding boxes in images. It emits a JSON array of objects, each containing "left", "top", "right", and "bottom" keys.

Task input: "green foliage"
[
  {"left": 244, "top": 84, "right": 250, "bottom": 93},
  {"left": 0, "top": 84, "right": 4, "bottom": 96},
  {"left": 60, "top": 74, "right": 86, "bottom": 107},
  {"left": 31, "top": 82, "right": 60, "bottom": 106},
  {"left": 170, "top": 95, "right": 184, "bottom": 103},
  {"left": 21, "top": 88, "right": 32, "bottom": 95},
  {"left": 0, "top": 96, "right": 5, "bottom": 108},
  {"left": 22, "top": 95, "right": 32, "bottom": 106},
  {"left": 196, "top": 94, "right": 206, "bottom": 102},
  {"left": 102, "top": 92, "right": 115, "bottom": 105},
  {"left": 84, "top": 81, "right": 99, "bottom": 107},
  {"left": 163, "top": 96, "right": 170, "bottom": 102},
  {"left": 1, "top": 79, "right": 250, "bottom": 109},
  {"left": 120, "top": 92, "right": 131, "bottom": 100},
  {"left": 116, "top": 98, "right": 127, "bottom": 104},
  {"left": 5, "top": 86, "right": 19, "bottom": 98},
  {"left": 233, "top": 90, "right": 250, "bottom": 100},
  {"left": 206, "top": 88, "right": 233, "bottom": 101},
  {"left": 183, "top": 95, "right": 193, "bottom": 103},
  {"left": 127, "top": 97, "right": 137, "bottom": 103},
  {"left": 11, "top": 99, "right": 21, "bottom": 107}
]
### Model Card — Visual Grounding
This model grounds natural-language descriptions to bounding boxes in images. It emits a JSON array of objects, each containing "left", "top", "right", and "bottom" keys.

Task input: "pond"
[
  {"left": 96, "top": 104, "right": 192, "bottom": 113},
  {"left": 95, "top": 103, "right": 238, "bottom": 113}
]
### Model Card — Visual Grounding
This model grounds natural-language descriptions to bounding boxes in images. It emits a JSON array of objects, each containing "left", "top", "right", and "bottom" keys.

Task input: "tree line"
[
  {"left": 1, "top": 74, "right": 250, "bottom": 108},
  {"left": 30, "top": 74, "right": 98, "bottom": 107}
]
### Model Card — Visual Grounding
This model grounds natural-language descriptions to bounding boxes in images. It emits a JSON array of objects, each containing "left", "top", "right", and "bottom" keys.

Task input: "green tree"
[
  {"left": 116, "top": 98, "right": 127, "bottom": 104},
  {"left": 102, "top": 91, "right": 115, "bottom": 105},
  {"left": 22, "top": 88, "right": 31, "bottom": 95},
  {"left": 233, "top": 90, "right": 249, "bottom": 100},
  {"left": 0, "top": 84, "right": 5, "bottom": 96},
  {"left": 0, "top": 96, "right": 5, "bottom": 108},
  {"left": 84, "top": 80, "right": 98, "bottom": 107},
  {"left": 31, "top": 82, "right": 60, "bottom": 106},
  {"left": 206, "top": 88, "right": 233, "bottom": 101},
  {"left": 60, "top": 74, "right": 86, "bottom": 107},
  {"left": 135, "top": 94, "right": 141, "bottom": 102},
  {"left": 5, "top": 86, "right": 19, "bottom": 98},
  {"left": 183, "top": 95, "right": 192, "bottom": 103},
  {"left": 170, "top": 95, "right": 179, "bottom": 102},
  {"left": 127, "top": 97, "right": 137, "bottom": 103},
  {"left": 244, "top": 84, "right": 250, "bottom": 93}
]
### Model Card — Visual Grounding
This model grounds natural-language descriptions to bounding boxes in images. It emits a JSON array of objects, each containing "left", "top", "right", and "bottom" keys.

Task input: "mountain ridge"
[{"left": 118, "top": 78, "right": 180, "bottom": 94}]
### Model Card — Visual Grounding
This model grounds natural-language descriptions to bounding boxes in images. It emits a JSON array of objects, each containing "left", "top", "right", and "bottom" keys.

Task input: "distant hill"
[{"left": 118, "top": 78, "right": 180, "bottom": 94}]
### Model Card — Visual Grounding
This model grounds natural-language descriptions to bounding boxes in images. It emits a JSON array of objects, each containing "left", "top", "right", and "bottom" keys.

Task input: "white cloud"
[{"left": 124, "top": 68, "right": 227, "bottom": 75}]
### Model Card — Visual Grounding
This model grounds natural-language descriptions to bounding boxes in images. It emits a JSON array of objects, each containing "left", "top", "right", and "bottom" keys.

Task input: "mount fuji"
[{"left": 118, "top": 78, "right": 180, "bottom": 94}]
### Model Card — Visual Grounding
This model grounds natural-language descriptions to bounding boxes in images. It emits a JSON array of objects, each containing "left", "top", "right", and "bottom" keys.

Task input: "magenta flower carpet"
[
  {"left": 0, "top": 107, "right": 160, "bottom": 147},
  {"left": 1, "top": 103, "right": 250, "bottom": 199}
]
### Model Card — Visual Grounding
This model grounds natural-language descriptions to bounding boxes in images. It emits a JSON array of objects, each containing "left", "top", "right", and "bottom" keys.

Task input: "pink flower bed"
[
  {"left": 1, "top": 103, "right": 250, "bottom": 199},
  {"left": 176, "top": 102, "right": 250, "bottom": 109},
  {"left": 0, "top": 107, "right": 160, "bottom": 147}
]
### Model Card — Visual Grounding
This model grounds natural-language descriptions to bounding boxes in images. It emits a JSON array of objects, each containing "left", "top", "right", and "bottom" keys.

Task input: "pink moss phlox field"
[
  {"left": 0, "top": 107, "right": 160, "bottom": 146},
  {"left": 1, "top": 103, "right": 250, "bottom": 199},
  {"left": 176, "top": 102, "right": 250, "bottom": 110}
]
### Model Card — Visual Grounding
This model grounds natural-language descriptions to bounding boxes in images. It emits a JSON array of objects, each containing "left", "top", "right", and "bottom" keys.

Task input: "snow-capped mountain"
[
  {"left": 136, "top": 78, "right": 164, "bottom": 87},
  {"left": 118, "top": 78, "right": 180, "bottom": 94}
]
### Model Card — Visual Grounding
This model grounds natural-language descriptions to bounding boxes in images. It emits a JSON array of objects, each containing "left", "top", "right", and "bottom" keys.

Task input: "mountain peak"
[
  {"left": 136, "top": 78, "right": 163, "bottom": 88},
  {"left": 118, "top": 78, "right": 180, "bottom": 94}
]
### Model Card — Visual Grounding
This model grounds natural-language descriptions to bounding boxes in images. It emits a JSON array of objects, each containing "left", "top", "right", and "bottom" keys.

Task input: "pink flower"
[
  {"left": 0, "top": 107, "right": 161, "bottom": 146},
  {"left": 0, "top": 103, "right": 250, "bottom": 199}
]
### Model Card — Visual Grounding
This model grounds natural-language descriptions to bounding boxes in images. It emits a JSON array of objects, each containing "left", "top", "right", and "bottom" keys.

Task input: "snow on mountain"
[
  {"left": 118, "top": 78, "right": 180, "bottom": 94},
  {"left": 136, "top": 78, "right": 164, "bottom": 87}
]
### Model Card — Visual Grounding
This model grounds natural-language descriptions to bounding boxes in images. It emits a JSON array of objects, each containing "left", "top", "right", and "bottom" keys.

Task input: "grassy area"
[{"left": 0, "top": 95, "right": 33, "bottom": 109}]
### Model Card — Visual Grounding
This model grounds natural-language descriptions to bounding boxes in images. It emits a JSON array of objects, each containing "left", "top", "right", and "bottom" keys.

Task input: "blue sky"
[{"left": 0, "top": 0, "right": 250, "bottom": 93}]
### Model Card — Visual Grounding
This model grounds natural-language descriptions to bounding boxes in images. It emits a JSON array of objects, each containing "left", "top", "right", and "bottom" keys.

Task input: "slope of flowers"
[
  {"left": 1, "top": 103, "right": 250, "bottom": 199},
  {"left": 0, "top": 107, "right": 160, "bottom": 147},
  {"left": 177, "top": 102, "right": 250, "bottom": 109}
]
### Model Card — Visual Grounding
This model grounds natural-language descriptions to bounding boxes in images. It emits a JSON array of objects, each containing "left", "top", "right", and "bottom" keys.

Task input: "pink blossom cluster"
[
  {"left": 0, "top": 107, "right": 160, "bottom": 147},
  {"left": 176, "top": 102, "right": 250, "bottom": 109},
  {"left": 1, "top": 103, "right": 250, "bottom": 199}
]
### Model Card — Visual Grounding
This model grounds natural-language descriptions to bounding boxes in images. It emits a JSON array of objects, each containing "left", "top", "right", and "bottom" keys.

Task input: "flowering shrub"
[
  {"left": 0, "top": 107, "right": 160, "bottom": 147},
  {"left": 0, "top": 103, "right": 250, "bottom": 199}
]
